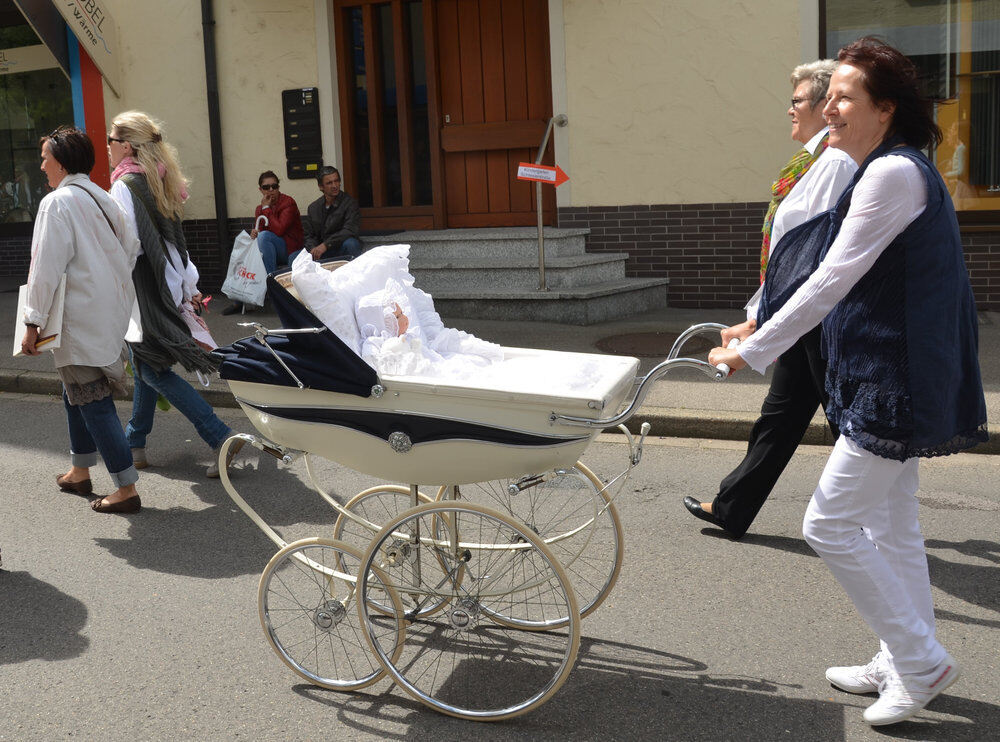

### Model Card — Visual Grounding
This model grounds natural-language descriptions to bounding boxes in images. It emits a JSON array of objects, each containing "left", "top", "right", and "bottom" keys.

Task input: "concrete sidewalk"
[{"left": 2, "top": 276, "right": 997, "bottom": 453}]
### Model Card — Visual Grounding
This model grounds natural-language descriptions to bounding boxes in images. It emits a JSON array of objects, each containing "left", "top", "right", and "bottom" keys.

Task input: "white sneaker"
[
  {"left": 863, "top": 654, "right": 960, "bottom": 726},
  {"left": 206, "top": 438, "right": 246, "bottom": 478},
  {"left": 826, "top": 651, "right": 890, "bottom": 694}
]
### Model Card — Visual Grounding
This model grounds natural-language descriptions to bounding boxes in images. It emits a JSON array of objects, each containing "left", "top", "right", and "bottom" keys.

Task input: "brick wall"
[
  {"left": 0, "top": 218, "right": 252, "bottom": 290},
  {"left": 559, "top": 203, "right": 1000, "bottom": 311},
  {"left": 0, "top": 232, "right": 32, "bottom": 281},
  {"left": 183, "top": 217, "right": 255, "bottom": 293},
  {"left": 963, "top": 231, "right": 1000, "bottom": 310}
]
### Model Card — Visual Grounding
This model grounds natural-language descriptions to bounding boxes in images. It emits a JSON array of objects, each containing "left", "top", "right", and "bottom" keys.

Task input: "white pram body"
[{"left": 216, "top": 252, "right": 728, "bottom": 722}]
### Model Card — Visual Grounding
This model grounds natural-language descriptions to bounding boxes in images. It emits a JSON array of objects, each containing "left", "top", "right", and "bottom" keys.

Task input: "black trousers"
[{"left": 711, "top": 325, "right": 838, "bottom": 538}]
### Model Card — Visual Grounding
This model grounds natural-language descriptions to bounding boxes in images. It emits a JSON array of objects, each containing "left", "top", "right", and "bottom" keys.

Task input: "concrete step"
[
  {"left": 428, "top": 277, "right": 670, "bottom": 325},
  {"left": 365, "top": 226, "right": 590, "bottom": 260},
  {"left": 411, "top": 252, "right": 629, "bottom": 291}
]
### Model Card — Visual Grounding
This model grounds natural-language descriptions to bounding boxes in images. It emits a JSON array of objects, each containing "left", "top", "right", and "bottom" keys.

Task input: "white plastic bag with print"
[{"left": 221, "top": 215, "right": 268, "bottom": 306}]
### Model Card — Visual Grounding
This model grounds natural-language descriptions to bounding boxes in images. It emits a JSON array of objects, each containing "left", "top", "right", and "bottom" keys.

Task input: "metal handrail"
[{"left": 534, "top": 114, "right": 568, "bottom": 291}]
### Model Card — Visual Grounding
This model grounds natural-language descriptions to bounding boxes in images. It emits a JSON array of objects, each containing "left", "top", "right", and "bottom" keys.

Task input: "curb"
[{"left": 3, "top": 368, "right": 997, "bottom": 456}]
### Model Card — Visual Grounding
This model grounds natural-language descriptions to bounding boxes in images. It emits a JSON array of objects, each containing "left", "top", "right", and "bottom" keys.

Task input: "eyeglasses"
[
  {"left": 790, "top": 97, "right": 809, "bottom": 109},
  {"left": 107, "top": 135, "right": 127, "bottom": 145},
  {"left": 260, "top": 183, "right": 280, "bottom": 191}
]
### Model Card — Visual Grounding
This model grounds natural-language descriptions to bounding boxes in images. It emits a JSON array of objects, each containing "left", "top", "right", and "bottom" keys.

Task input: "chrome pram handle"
[
  {"left": 550, "top": 322, "right": 733, "bottom": 429},
  {"left": 239, "top": 322, "right": 325, "bottom": 389}
]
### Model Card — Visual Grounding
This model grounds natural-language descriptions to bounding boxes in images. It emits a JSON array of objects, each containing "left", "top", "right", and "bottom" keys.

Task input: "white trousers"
[{"left": 802, "top": 436, "right": 945, "bottom": 675}]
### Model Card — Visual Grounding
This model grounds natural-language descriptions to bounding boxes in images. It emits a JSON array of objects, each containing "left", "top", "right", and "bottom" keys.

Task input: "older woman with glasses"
[
  {"left": 21, "top": 127, "right": 143, "bottom": 513},
  {"left": 709, "top": 38, "right": 987, "bottom": 726},
  {"left": 684, "top": 60, "right": 856, "bottom": 538}
]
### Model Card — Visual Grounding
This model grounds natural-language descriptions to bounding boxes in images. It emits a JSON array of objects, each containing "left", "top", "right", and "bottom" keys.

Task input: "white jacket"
[{"left": 24, "top": 173, "right": 141, "bottom": 368}]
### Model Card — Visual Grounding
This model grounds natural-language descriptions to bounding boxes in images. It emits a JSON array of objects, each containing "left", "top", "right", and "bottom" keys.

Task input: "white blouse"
[
  {"left": 739, "top": 154, "right": 928, "bottom": 373},
  {"left": 745, "top": 128, "right": 858, "bottom": 320}
]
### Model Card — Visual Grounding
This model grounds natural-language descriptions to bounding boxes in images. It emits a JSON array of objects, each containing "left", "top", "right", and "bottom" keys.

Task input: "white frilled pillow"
[
  {"left": 290, "top": 250, "right": 362, "bottom": 354},
  {"left": 290, "top": 244, "right": 445, "bottom": 357}
]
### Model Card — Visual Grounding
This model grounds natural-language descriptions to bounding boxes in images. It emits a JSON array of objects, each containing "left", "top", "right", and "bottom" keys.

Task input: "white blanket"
[{"left": 290, "top": 246, "right": 625, "bottom": 394}]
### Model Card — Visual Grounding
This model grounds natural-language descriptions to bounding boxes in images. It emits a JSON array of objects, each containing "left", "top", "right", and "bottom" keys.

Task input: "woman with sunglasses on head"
[
  {"left": 108, "top": 111, "right": 244, "bottom": 479},
  {"left": 709, "top": 38, "right": 987, "bottom": 726},
  {"left": 21, "top": 127, "right": 143, "bottom": 513}
]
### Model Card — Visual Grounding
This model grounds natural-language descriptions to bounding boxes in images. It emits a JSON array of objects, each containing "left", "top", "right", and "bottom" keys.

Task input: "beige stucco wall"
[
  {"left": 95, "top": 0, "right": 820, "bottom": 219},
  {"left": 100, "top": 0, "right": 322, "bottom": 221},
  {"left": 560, "top": 0, "right": 809, "bottom": 206}
]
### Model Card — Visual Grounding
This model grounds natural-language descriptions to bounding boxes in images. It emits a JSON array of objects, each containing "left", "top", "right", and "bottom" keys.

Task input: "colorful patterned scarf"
[{"left": 760, "top": 133, "right": 829, "bottom": 282}]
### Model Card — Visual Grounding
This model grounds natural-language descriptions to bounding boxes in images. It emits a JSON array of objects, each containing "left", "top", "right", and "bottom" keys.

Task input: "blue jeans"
[
  {"left": 63, "top": 390, "right": 138, "bottom": 488},
  {"left": 257, "top": 230, "right": 289, "bottom": 275},
  {"left": 126, "top": 357, "right": 232, "bottom": 451},
  {"left": 288, "top": 236, "right": 362, "bottom": 264}
]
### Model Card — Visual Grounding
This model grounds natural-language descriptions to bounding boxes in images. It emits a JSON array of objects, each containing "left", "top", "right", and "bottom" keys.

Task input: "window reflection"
[
  {"left": 825, "top": 0, "right": 1000, "bottom": 211},
  {"left": 0, "top": 6, "right": 73, "bottom": 226}
]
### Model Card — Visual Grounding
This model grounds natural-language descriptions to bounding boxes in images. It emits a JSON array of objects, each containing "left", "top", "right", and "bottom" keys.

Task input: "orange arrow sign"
[{"left": 517, "top": 162, "right": 569, "bottom": 187}]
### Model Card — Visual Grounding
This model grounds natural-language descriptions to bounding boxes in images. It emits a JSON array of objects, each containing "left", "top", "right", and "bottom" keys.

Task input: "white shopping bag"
[{"left": 221, "top": 218, "right": 268, "bottom": 307}]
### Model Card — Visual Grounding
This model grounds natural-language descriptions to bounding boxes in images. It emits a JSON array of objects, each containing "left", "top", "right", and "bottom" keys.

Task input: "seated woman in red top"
[
  {"left": 252, "top": 169, "right": 303, "bottom": 273},
  {"left": 224, "top": 170, "right": 304, "bottom": 314}
]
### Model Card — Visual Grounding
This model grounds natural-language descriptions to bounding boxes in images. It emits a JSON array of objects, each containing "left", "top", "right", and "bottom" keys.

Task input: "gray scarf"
[{"left": 120, "top": 173, "right": 218, "bottom": 375}]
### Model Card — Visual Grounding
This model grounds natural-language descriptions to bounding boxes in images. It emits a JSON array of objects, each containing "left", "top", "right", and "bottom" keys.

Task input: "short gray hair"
[{"left": 790, "top": 59, "right": 838, "bottom": 109}]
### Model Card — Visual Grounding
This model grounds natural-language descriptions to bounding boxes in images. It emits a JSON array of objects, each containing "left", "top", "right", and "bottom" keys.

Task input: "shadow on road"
[
  {"left": 90, "top": 458, "right": 349, "bottom": 579},
  {"left": 0, "top": 570, "right": 89, "bottom": 665},
  {"left": 925, "top": 538, "right": 1000, "bottom": 623},
  {"left": 288, "top": 637, "right": 841, "bottom": 741},
  {"left": 283, "top": 634, "right": 997, "bottom": 740}
]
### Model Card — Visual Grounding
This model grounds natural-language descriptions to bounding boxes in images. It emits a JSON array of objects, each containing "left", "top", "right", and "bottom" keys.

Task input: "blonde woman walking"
[{"left": 108, "top": 111, "right": 243, "bottom": 478}]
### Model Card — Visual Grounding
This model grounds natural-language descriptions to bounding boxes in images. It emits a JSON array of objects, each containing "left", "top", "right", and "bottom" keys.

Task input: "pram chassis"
[{"left": 220, "top": 292, "right": 731, "bottom": 719}]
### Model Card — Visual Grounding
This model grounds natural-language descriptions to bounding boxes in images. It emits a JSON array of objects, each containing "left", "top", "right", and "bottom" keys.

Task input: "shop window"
[
  {"left": 824, "top": 0, "right": 1000, "bottom": 213},
  {"left": 0, "top": 2, "right": 73, "bottom": 227}
]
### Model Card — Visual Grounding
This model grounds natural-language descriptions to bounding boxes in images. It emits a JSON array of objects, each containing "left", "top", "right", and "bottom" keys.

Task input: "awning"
[{"left": 13, "top": 0, "right": 120, "bottom": 95}]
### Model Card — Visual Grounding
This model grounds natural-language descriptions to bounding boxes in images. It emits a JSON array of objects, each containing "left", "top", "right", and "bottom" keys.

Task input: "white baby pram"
[{"left": 216, "top": 262, "right": 733, "bottom": 721}]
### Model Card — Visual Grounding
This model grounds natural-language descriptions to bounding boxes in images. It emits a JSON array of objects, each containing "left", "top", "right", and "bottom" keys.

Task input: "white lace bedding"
[{"left": 289, "top": 245, "right": 637, "bottom": 398}]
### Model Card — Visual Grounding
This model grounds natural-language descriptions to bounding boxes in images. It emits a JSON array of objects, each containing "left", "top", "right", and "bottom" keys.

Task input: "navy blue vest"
[{"left": 759, "top": 142, "right": 987, "bottom": 460}]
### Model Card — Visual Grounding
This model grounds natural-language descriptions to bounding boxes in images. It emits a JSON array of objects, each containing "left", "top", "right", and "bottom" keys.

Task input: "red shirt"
[{"left": 254, "top": 192, "right": 304, "bottom": 253}]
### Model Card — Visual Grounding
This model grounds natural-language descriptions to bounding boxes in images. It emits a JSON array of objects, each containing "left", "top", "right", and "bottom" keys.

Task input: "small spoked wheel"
[
  {"left": 439, "top": 462, "right": 623, "bottom": 625},
  {"left": 258, "top": 538, "right": 405, "bottom": 691},
  {"left": 332, "top": 485, "right": 432, "bottom": 552},
  {"left": 357, "top": 501, "right": 580, "bottom": 721}
]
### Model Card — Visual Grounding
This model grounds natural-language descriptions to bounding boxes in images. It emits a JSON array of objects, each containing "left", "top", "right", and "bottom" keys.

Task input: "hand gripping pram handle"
[{"left": 550, "top": 322, "right": 735, "bottom": 429}]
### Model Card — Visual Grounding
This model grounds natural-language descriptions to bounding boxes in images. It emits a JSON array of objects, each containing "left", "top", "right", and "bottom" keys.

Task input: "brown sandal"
[
  {"left": 91, "top": 495, "right": 141, "bottom": 514},
  {"left": 56, "top": 474, "right": 93, "bottom": 496}
]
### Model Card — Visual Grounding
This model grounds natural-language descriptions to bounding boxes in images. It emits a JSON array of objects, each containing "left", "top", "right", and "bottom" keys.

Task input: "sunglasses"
[
  {"left": 107, "top": 135, "right": 127, "bottom": 145},
  {"left": 260, "top": 183, "right": 280, "bottom": 191}
]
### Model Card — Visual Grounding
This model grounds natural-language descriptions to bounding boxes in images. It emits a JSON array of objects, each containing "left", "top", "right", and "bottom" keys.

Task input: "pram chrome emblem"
[{"left": 388, "top": 431, "right": 412, "bottom": 453}]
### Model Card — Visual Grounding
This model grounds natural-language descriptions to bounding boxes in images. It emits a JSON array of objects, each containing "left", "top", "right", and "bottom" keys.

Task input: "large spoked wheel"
[
  {"left": 358, "top": 501, "right": 580, "bottom": 721},
  {"left": 258, "top": 538, "right": 405, "bottom": 691},
  {"left": 439, "top": 462, "right": 623, "bottom": 625},
  {"left": 334, "top": 485, "right": 451, "bottom": 619}
]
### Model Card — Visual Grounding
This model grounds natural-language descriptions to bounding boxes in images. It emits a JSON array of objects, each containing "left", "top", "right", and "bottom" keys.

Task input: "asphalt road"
[{"left": 1, "top": 391, "right": 997, "bottom": 741}]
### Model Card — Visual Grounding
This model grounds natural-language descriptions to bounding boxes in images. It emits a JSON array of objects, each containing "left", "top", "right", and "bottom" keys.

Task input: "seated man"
[
  {"left": 223, "top": 170, "right": 303, "bottom": 314},
  {"left": 298, "top": 165, "right": 362, "bottom": 262}
]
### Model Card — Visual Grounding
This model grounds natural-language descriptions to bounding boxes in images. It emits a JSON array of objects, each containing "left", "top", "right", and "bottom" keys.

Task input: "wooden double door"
[{"left": 334, "top": 0, "right": 555, "bottom": 230}]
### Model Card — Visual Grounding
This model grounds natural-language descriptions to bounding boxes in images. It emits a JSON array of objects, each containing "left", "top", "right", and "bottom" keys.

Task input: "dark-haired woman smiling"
[
  {"left": 709, "top": 38, "right": 987, "bottom": 726},
  {"left": 21, "top": 127, "right": 143, "bottom": 514}
]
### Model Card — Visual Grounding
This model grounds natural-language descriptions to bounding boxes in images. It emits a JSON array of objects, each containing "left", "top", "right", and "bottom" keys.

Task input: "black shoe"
[
  {"left": 683, "top": 496, "right": 724, "bottom": 527},
  {"left": 221, "top": 302, "right": 244, "bottom": 316}
]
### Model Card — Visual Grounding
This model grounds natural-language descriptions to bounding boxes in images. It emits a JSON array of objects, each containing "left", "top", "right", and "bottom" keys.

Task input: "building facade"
[{"left": 1, "top": 0, "right": 997, "bottom": 309}]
